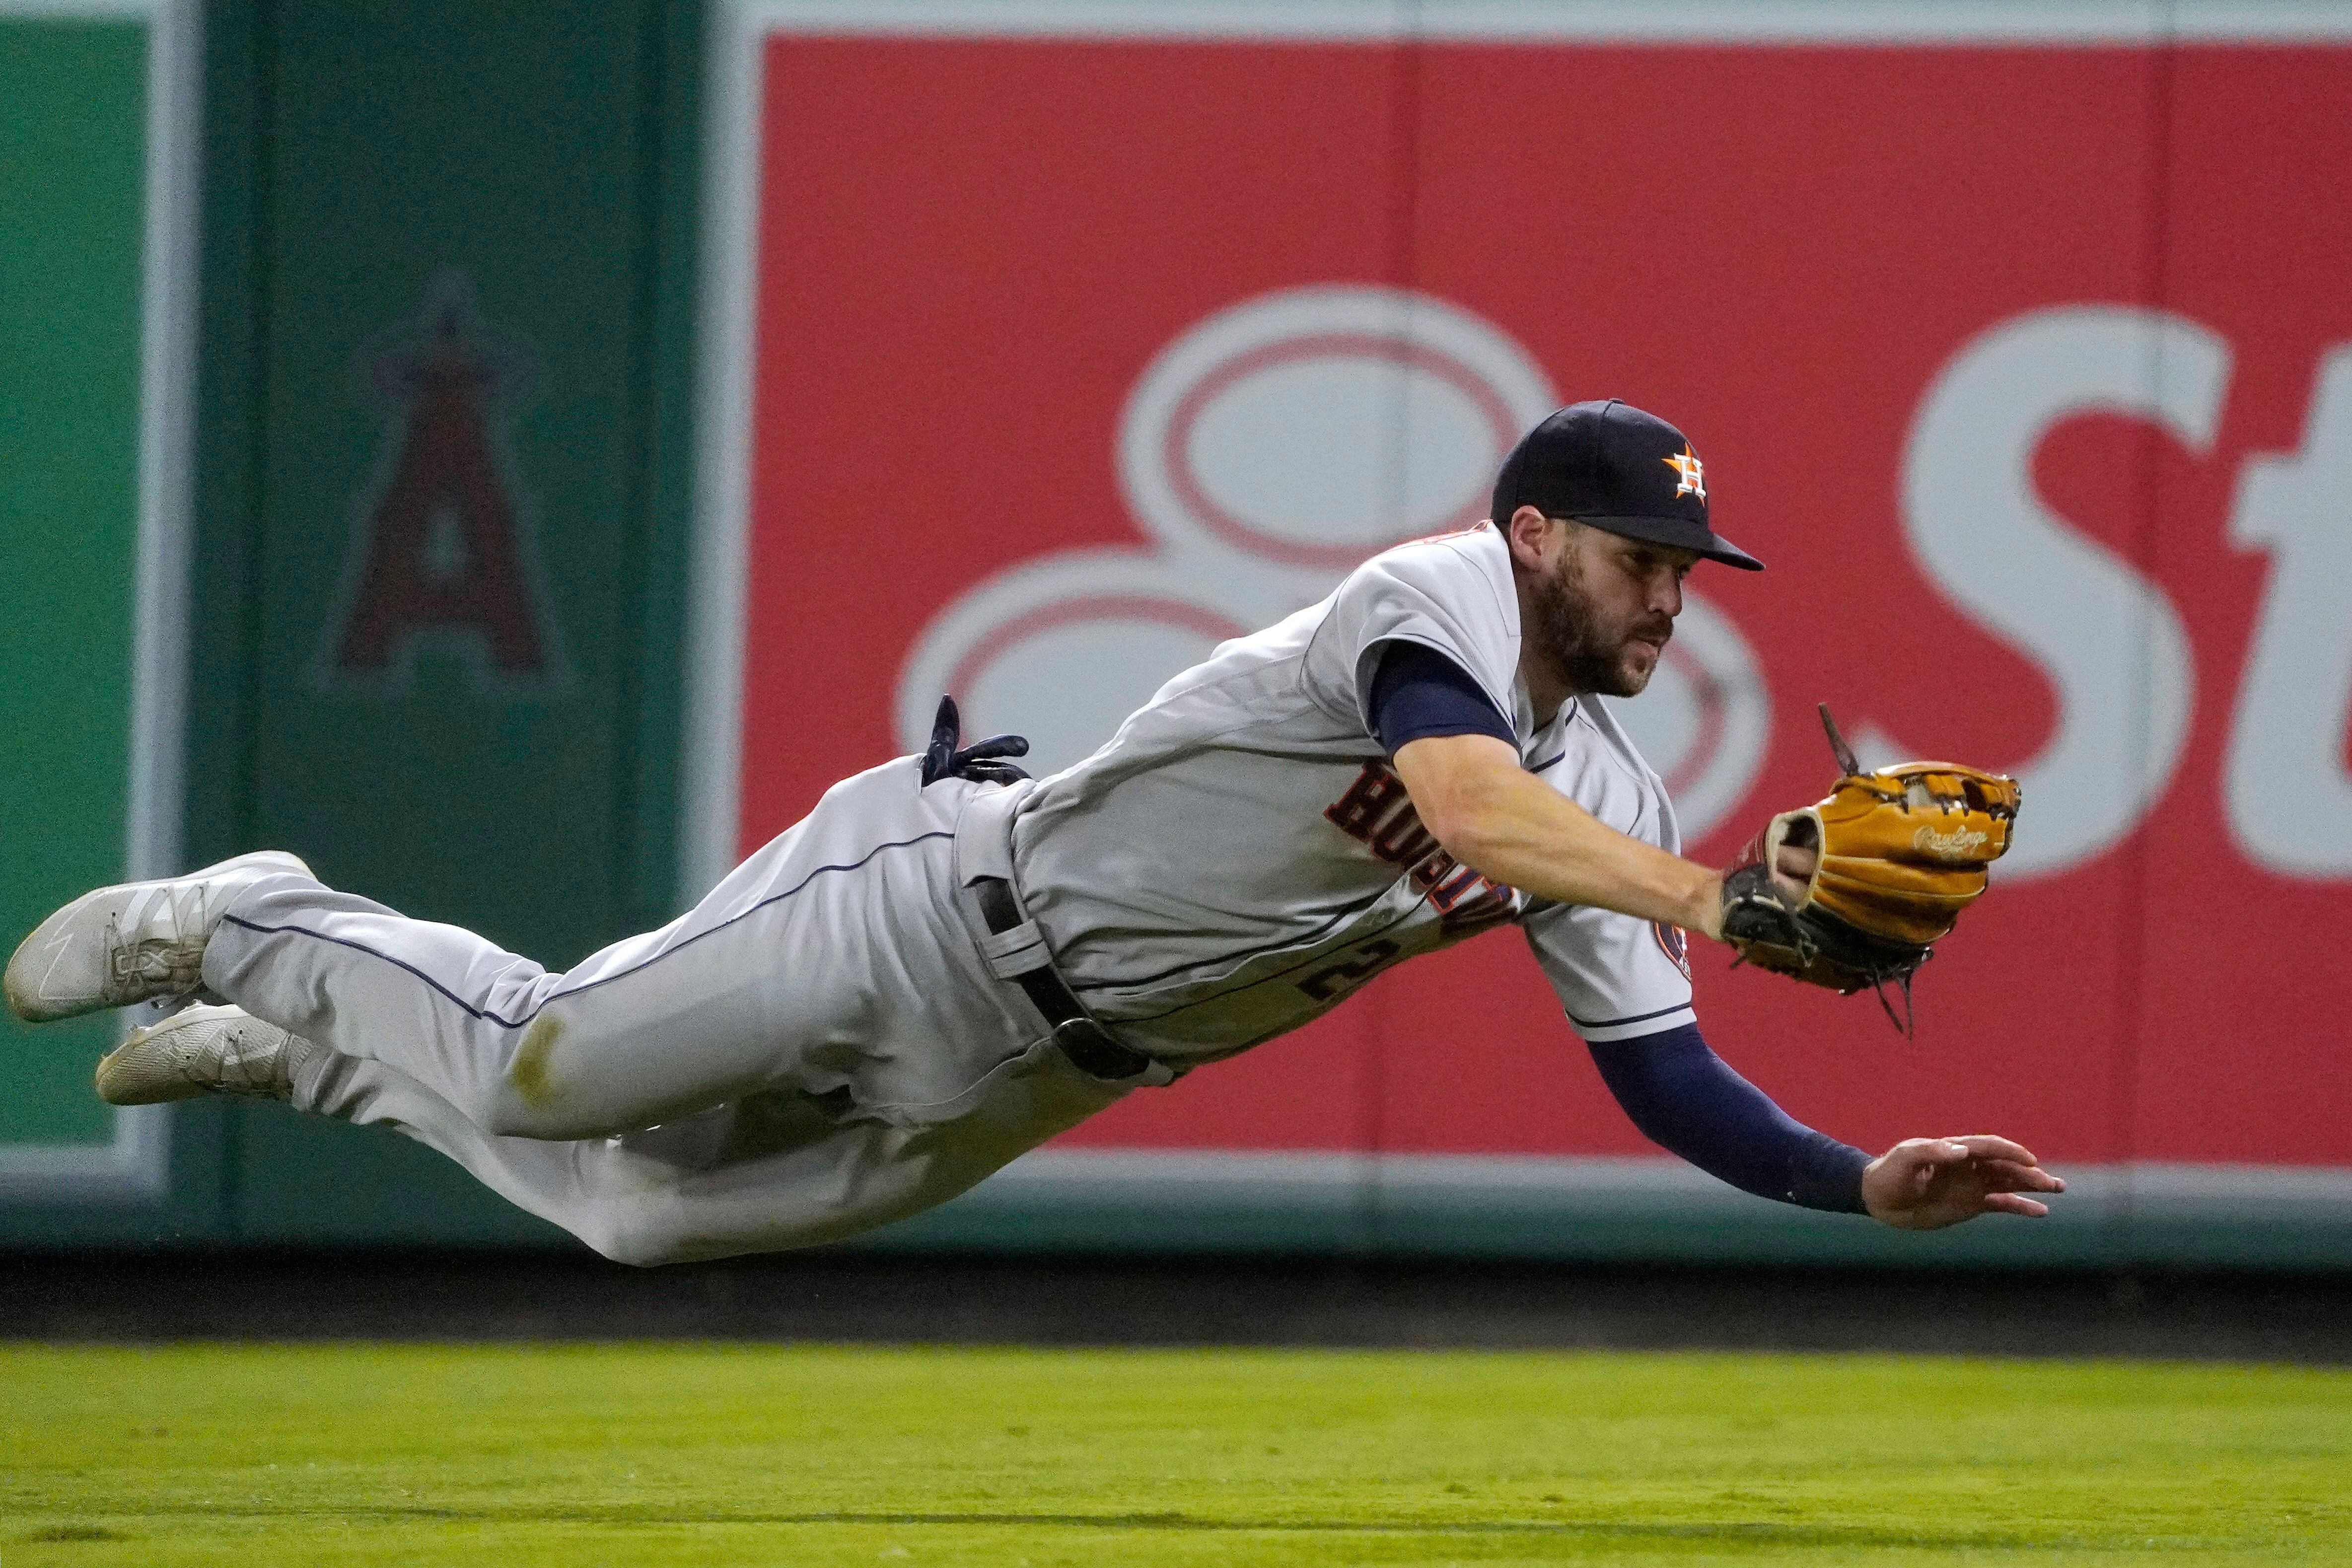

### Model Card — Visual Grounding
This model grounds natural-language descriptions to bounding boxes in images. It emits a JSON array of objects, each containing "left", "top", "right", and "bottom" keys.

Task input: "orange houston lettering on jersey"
[{"left": 1324, "top": 761, "right": 1522, "bottom": 933}]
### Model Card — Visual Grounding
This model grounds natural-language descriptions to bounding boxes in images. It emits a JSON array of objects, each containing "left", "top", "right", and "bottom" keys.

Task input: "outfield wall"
[{"left": 3, "top": 0, "right": 2348, "bottom": 1268}]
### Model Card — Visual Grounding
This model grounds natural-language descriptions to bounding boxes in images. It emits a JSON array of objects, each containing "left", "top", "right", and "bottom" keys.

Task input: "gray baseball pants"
[{"left": 199, "top": 759, "right": 1141, "bottom": 1264}]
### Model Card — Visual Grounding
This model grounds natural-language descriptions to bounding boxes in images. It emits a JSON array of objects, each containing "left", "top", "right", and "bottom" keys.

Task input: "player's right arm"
[
  {"left": 1369, "top": 648, "right": 2062, "bottom": 1229},
  {"left": 1393, "top": 731, "right": 1740, "bottom": 939},
  {"left": 1328, "top": 538, "right": 1802, "bottom": 938}
]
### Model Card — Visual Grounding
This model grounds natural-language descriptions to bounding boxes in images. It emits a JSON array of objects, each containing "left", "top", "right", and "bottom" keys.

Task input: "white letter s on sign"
[{"left": 1893, "top": 306, "right": 2229, "bottom": 880}]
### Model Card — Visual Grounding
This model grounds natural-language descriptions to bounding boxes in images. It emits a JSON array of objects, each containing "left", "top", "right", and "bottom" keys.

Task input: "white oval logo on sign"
[
  {"left": 1170, "top": 337, "right": 1519, "bottom": 563},
  {"left": 1119, "top": 287, "right": 1557, "bottom": 568},
  {"left": 897, "top": 284, "right": 1773, "bottom": 843}
]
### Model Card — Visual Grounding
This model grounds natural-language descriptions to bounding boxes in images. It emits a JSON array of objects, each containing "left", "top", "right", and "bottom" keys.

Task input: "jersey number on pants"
[{"left": 1295, "top": 939, "right": 1405, "bottom": 1001}]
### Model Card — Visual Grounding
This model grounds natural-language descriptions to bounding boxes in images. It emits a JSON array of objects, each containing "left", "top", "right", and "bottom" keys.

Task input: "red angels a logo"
[{"left": 321, "top": 274, "right": 560, "bottom": 692}]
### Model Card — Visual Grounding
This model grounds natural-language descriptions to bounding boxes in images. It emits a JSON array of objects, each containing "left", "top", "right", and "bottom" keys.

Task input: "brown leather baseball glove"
[{"left": 1719, "top": 707, "right": 2020, "bottom": 1029}]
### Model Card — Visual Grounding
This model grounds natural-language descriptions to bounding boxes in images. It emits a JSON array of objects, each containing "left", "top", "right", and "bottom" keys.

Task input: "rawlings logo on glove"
[
  {"left": 1911, "top": 824, "right": 1991, "bottom": 859},
  {"left": 1718, "top": 706, "right": 2019, "bottom": 1031}
]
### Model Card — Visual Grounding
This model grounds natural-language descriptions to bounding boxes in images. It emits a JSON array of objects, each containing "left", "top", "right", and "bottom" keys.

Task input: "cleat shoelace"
[
  {"left": 169, "top": 1023, "right": 286, "bottom": 1097},
  {"left": 101, "top": 883, "right": 213, "bottom": 1005}
]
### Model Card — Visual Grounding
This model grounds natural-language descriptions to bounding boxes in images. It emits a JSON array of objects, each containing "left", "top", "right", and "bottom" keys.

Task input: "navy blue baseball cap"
[{"left": 1491, "top": 400, "right": 1763, "bottom": 571}]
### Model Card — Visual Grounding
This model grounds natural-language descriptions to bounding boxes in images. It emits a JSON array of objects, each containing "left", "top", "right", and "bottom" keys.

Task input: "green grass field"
[{"left": 3, "top": 1344, "right": 2348, "bottom": 1565}]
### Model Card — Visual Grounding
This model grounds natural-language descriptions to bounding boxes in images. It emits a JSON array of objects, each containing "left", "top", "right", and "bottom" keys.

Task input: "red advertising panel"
[{"left": 710, "top": 7, "right": 2352, "bottom": 1231}]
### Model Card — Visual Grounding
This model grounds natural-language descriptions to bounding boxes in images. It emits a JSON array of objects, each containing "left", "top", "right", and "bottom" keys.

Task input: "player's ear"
[{"left": 1503, "top": 505, "right": 1559, "bottom": 571}]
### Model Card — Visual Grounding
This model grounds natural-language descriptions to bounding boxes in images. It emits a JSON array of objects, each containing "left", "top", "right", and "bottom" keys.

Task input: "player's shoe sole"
[
  {"left": 94, "top": 1003, "right": 320, "bottom": 1105},
  {"left": 3, "top": 851, "right": 312, "bottom": 1023}
]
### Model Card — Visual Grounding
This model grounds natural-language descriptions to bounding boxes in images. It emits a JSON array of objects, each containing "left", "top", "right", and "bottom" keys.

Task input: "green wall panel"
[
  {"left": 175, "top": 0, "right": 703, "bottom": 1244},
  {"left": 240, "top": 4, "right": 664, "bottom": 962},
  {"left": 228, "top": 1104, "right": 570, "bottom": 1247},
  {"left": 0, "top": 19, "right": 147, "bottom": 1153}
]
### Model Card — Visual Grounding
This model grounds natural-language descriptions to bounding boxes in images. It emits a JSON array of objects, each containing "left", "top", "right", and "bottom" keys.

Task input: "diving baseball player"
[{"left": 6, "top": 400, "right": 2061, "bottom": 1262}]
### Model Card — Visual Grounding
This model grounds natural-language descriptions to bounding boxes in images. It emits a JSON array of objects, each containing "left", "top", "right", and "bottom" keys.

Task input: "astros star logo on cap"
[{"left": 1662, "top": 443, "right": 1706, "bottom": 500}]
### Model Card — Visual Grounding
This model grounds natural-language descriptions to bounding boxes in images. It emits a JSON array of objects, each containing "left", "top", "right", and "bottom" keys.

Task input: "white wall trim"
[
  {"left": 680, "top": 0, "right": 770, "bottom": 904},
  {"left": 0, "top": 1106, "right": 169, "bottom": 1205},
  {"left": 971, "top": 1148, "right": 2352, "bottom": 1226},
  {"left": 125, "top": 0, "right": 199, "bottom": 894},
  {"left": 115, "top": 0, "right": 202, "bottom": 1201}
]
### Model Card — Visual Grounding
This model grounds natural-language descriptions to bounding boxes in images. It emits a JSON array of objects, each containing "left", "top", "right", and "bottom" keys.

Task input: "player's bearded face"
[{"left": 1526, "top": 535, "right": 1679, "bottom": 698}]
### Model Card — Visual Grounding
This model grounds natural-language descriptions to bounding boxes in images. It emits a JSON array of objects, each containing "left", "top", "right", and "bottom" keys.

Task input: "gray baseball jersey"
[{"left": 1011, "top": 521, "right": 1697, "bottom": 1063}]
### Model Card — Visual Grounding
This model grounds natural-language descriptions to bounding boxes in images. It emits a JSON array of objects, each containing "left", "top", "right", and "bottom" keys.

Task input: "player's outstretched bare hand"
[{"left": 1861, "top": 1136, "right": 2065, "bottom": 1230}]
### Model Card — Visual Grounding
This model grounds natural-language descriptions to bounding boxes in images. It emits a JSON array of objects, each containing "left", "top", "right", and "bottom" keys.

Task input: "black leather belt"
[{"left": 972, "top": 876, "right": 1157, "bottom": 1081}]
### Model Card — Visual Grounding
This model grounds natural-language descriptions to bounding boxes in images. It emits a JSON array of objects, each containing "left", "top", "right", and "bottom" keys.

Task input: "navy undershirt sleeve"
[
  {"left": 1367, "top": 640, "right": 1516, "bottom": 755},
  {"left": 1370, "top": 645, "right": 1865, "bottom": 1212},
  {"left": 1587, "top": 1022, "right": 1871, "bottom": 1213}
]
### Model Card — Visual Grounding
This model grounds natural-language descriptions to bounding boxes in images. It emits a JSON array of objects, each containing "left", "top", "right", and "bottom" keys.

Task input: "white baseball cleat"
[
  {"left": 94, "top": 1003, "right": 321, "bottom": 1106},
  {"left": 3, "top": 850, "right": 312, "bottom": 1023}
]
